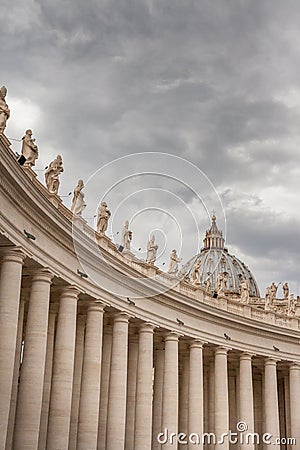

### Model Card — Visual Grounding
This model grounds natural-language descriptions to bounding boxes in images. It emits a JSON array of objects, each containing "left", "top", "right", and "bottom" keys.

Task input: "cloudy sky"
[{"left": 2, "top": 0, "right": 300, "bottom": 295}]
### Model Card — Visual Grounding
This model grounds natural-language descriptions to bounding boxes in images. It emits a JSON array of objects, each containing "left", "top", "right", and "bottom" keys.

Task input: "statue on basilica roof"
[
  {"left": 167, "top": 249, "right": 181, "bottom": 276},
  {"left": 97, "top": 202, "right": 111, "bottom": 234},
  {"left": 121, "top": 220, "right": 132, "bottom": 252}
]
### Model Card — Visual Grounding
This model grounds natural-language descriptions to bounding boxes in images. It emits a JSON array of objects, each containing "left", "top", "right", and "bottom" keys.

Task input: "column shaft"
[
  {"left": 13, "top": 269, "right": 53, "bottom": 450},
  {"left": 47, "top": 286, "right": 79, "bottom": 450},
  {"left": 6, "top": 297, "right": 25, "bottom": 450},
  {"left": 152, "top": 344, "right": 165, "bottom": 450},
  {"left": 0, "top": 249, "right": 24, "bottom": 450},
  {"left": 69, "top": 314, "right": 86, "bottom": 450},
  {"left": 77, "top": 302, "right": 104, "bottom": 450},
  {"left": 289, "top": 364, "right": 300, "bottom": 444},
  {"left": 106, "top": 313, "right": 129, "bottom": 450},
  {"left": 264, "top": 358, "right": 280, "bottom": 449},
  {"left": 161, "top": 332, "right": 179, "bottom": 450},
  {"left": 97, "top": 326, "right": 112, "bottom": 450},
  {"left": 134, "top": 323, "right": 154, "bottom": 450},
  {"left": 214, "top": 347, "right": 229, "bottom": 450},
  {"left": 125, "top": 333, "right": 138, "bottom": 450},
  {"left": 239, "top": 353, "right": 254, "bottom": 450},
  {"left": 179, "top": 351, "right": 189, "bottom": 448},
  {"left": 38, "top": 305, "right": 57, "bottom": 450},
  {"left": 188, "top": 340, "right": 204, "bottom": 450}
]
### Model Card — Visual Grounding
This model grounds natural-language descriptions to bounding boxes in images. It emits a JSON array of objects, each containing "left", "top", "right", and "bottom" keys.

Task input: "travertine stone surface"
[
  {"left": 0, "top": 249, "right": 24, "bottom": 450},
  {"left": 13, "top": 269, "right": 53, "bottom": 450},
  {"left": 46, "top": 286, "right": 79, "bottom": 450}
]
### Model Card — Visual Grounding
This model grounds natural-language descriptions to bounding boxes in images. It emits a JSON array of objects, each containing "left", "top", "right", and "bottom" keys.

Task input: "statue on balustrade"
[
  {"left": 283, "top": 282, "right": 289, "bottom": 300},
  {"left": 97, "top": 202, "right": 111, "bottom": 234},
  {"left": 264, "top": 286, "right": 271, "bottom": 310},
  {"left": 190, "top": 258, "right": 201, "bottom": 285},
  {"left": 269, "top": 282, "right": 278, "bottom": 302},
  {"left": 0, "top": 86, "right": 10, "bottom": 134},
  {"left": 45, "top": 155, "right": 64, "bottom": 195},
  {"left": 216, "top": 271, "right": 228, "bottom": 294},
  {"left": 146, "top": 235, "right": 158, "bottom": 264},
  {"left": 240, "top": 279, "right": 250, "bottom": 303},
  {"left": 71, "top": 180, "right": 86, "bottom": 217},
  {"left": 167, "top": 249, "right": 181, "bottom": 275},
  {"left": 204, "top": 276, "right": 211, "bottom": 294},
  {"left": 287, "top": 293, "right": 296, "bottom": 316},
  {"left": 21, "top": 130, "right": 39, "bottom": 167},
  {"left": 121, "top": 220, "right": 132, "bottom": 252}
]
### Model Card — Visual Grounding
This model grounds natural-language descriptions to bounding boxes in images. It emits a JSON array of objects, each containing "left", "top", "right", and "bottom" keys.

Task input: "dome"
[{"left": 187, "top": 216, "right": 260, "bottom": 297}]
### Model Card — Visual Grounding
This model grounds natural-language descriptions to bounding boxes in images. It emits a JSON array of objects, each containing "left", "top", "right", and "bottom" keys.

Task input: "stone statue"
[
  {"left": 97, "top": 202, "right": 111, "bottom": 234},
  {"left": 167, "top": 249, "right": 181, "bottom": 275},
  {"left": 264, "top": 286, "right": 271, "bottom": 310},
  {"left": 287, "top": 293, "right": 296, "bottom": 316},
  {"left": 71, "top": 180, "right": 86, "bottom": 217},
  {"left": 21, "top": 130, "right": 39, "bottom": 167},
  {"left": 216, "top": 271, "right": 228, "bottom": 294},
  {"left": 121, "top": 220, "right": 132, "bottom": 252},
  {"left": 205, "top": 277, "right": 211, "bottom": 293},
  {"left": 190, "top": 258, "right": 201, "bottom": 285},
  {"left": 269, "top": 282, "right": 278, "bottom": 303},
  {"left": 146, "top": 235, "right": 158, "bottom": 264},
  {"left": 45, "top": 155, "right": 64, "bottom": 195},
  {"left": 283, "top": 282, "right": 289, "bottom": 300},
  {"left": 0, "top": 86, "right": 10, "bottom": 134},
  {"left": 240, "top": 279, "right": 250, "bottom": 304}
]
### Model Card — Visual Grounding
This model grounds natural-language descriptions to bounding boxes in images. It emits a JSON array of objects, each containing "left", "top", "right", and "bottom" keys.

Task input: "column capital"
[
  {"left": 139, "top": 322, "right": 156, "bottom": 334},
  {"left": 113, "top": 311, "right": 130, "bottom": 323},
  {"left": 32, "top": 268, "right": 54, "bottom": 284},
  {"left": 87, "top": 300, "right": 106, "bottom": 313},
  {"left": 60, "top": 285, "right": 80, "bottom": 300},
  {"left": 289, "top": 362, "right": 300, "bottom": 371},
  {"left": 189, "top": 338, "right": 206, "bottom": 349},
  {"left": 0, "top": 247, "right": 26, "bottom": 264},
  {"left": 164, "top": 331, "right": 180, "bottom": 342},
  {"left": 215, "top": 345, "right": 230, "bottom": 356},
  {"left": 265, "top": 357, "right": 279, "bottom": 366},
  {"left": 240, "top": 352, "right": 255, "bottom": 361}
]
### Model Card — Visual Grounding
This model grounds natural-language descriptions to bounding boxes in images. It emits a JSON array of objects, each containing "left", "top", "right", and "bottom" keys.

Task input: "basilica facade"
[{"left": 1, "top": 108, "right": 300, "bottom": 449}]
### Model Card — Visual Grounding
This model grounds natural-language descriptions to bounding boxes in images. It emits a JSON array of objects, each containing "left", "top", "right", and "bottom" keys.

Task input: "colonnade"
[{"left": 1, "top": 247, "right": 300, "bottom": 449}]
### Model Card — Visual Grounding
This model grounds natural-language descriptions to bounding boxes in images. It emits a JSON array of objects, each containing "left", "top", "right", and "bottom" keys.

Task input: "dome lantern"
[{"left": 203, "top": 215, "right": 225, "bottom": 250}]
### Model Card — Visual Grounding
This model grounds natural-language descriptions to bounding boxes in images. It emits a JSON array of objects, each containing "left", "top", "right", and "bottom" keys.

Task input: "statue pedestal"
[
  {"left": 96, "top": 233, "right": 110, "bottom": 250},
  {"left": 122, "top": 249, "right": 136, "bottom": 261},
  {"left": 72, "top": 216, "right": 88, "bottom": 231},
  {"left": 46, "top": 193, "right": 62, "bottom": 208},
  {"left": 22, "top": 165, "right": 38, "bottom": 182}
]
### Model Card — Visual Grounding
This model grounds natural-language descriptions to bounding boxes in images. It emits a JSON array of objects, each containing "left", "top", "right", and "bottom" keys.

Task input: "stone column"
[
  {"left": 228, "top": 369, "right": 237, "bottom": 443},
  {"left": 134, "top": 323, "right": 155, "bottom": 450},
  {"left": 284, "top": 375, "right": 292, "bottom": 450},
  {"left": 239, "top": 353, "right": 254, "bottom": 450},
  {"left": 6, "top": 297, "right": 25, "bottom": 450},
  {"left": 215, "top": 346, "right": 229, "bottom": 450},
  {"left": 69, "top": 314, "right": 86, "bottom": 450},
  {"left": 125, "top": 332, "right": 139, "bottom": 450},
  {"left": 97, "top": 324, "right": 112, "bottom": 450},
  {"left": 106, "top": 313, "right": 129, "bottom": 450},
  {"left": 47, "top": 286, "right": 79, "bottom": 450},
  {"left": 264, "top": 358, "right": 280, "bottom": 449},
  {"left": 13, "top": 269, "right": 53, "bottom": 450},
  {"left": 179, "top": 349, "right": 189, "bottom": 449},
  {"left": 161, "top": 332, "right": 179, "bottom": 450},
  {"left": 208, "top": 357, "right": 215, "bottom": 434},
  {"left": 152, "top": 341, "right": 165, "bottom": 450},
  {"left": 289, "top": 363, "right": 300, "bottom": 444},
  {"left": 0, "top": 248, "right": 24, "bottom": 450},
  {"left": 189, "top": 340, "right": 204, "bottom": 450},
  {"left": 38, "top": 303, "right": 57, "bottom": 450},
  {"left": 77, "top": 301, "right": 105, "bottom": 450}
]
